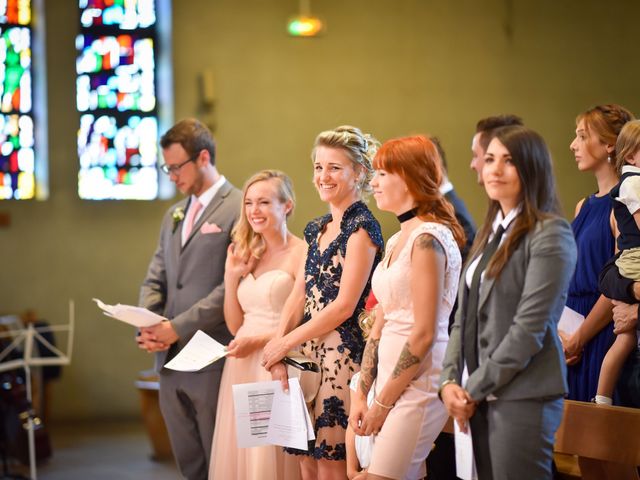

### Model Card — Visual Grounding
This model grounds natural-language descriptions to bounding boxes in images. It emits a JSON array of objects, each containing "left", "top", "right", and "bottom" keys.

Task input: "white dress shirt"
[{"left": 462, "top": 204, "right": 521, "bottom": 399}]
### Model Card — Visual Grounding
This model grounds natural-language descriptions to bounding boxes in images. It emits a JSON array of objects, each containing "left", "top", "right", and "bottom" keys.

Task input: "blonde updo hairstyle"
[
  {"left": 231, "top": 170, "right": 295, "bottom": 261},
  {"left": 311, "top": 125, "right": 380, "bottom": 196}
]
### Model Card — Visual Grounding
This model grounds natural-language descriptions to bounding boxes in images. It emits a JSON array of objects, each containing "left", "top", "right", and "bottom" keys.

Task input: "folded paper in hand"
[
  {"left": 232, "top": 378, "right": 314, "bottom": 450},
  {"left": 164, "top": 330, "right": 228, "bottom": 372},
  {"left": 93, "top": 298, "right": 165, "bottom": 328},
  {"left": 558, "top": 306, "right": 584, "bottom": 336}
]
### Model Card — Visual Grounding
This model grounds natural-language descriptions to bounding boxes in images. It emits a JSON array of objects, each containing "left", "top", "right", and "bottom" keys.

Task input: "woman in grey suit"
[{"left": 439, "top": 126, "right": 577, "bottom": 480}]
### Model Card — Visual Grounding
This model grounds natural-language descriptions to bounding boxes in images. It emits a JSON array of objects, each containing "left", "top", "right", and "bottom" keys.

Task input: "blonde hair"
[
  {"left": 311, "top": 125, "right": 380, "bottom": 195},
  {"left": 616, "top": 120, "right": 640, "bottom": 174},
  {"left": 231, "top": 170, "right": 295, "bottom": 260}
]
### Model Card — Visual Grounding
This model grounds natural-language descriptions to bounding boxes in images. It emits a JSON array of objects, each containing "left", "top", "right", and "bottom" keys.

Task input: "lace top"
[{"left": 302, "top": 201, "right": 383, "bottom": 363}]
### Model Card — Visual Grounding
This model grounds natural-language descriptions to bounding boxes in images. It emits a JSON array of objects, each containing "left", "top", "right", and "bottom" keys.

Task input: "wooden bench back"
[{"left": 555, "top": 400, "right": 640, "bottom": 465}]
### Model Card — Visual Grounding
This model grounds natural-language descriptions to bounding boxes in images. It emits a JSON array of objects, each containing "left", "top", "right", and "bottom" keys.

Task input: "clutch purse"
[{"left": 284, "top": 351, "right": 321, "bottom": 404}]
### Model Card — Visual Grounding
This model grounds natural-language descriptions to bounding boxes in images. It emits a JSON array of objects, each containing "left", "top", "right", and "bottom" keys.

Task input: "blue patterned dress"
[
  {"left": 287, "top": 201, "right": 383, "bottom": 461},
  {"left": 566, "top": 194, "right": 616, "bottom": 402}
]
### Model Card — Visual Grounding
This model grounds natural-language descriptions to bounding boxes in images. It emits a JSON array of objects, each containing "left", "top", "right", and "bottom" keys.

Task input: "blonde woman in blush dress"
[
  {"left": 209, "top": 170, "right": 305, "bottom": 480},
  {"left": 350, "top": 136, "right": 464, "bottom": 480}
]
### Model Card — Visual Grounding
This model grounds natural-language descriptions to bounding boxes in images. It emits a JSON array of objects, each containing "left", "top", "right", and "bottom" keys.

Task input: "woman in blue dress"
[
  {"left": 563, "top": 104, "right": 635, "bottom": 402},
  {"left": 263, "top": 126, "right": 383, "bottom": 480}
]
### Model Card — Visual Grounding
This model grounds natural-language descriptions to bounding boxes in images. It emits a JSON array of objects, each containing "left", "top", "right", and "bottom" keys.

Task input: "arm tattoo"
[
  {"left": 392, "top": 341, "right": 420, "bottom": 379},
  {"left": 415, "top": 233, "right": 445, "bottom": 256},
  {"left": 359, "top": 337, "right": 379, "bottom": 394}
]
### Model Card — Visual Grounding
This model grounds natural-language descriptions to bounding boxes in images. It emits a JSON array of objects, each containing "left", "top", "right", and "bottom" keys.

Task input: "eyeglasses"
[{"left": 160, "top": 153, "right": 199, "bottom": 175}]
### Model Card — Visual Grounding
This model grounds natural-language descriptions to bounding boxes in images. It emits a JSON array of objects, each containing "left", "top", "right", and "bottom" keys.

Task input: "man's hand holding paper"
[
  {"left": 93, "top": 298, "right": 166, "bottom": 328},
  {"left": 136, "top": 329, "right": 170, "bottom": 353},
  {"left": 142, "top": 321, "right": 179, "bottom": 346}
]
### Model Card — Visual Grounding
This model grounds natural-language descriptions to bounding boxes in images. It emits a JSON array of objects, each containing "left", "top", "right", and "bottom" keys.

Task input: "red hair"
[{"left": 374, "top": 135, "right": 465, "bottom": 249}]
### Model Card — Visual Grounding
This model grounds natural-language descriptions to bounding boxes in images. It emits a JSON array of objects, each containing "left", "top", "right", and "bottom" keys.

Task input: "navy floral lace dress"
[{"left": 287, "top": 201, "right": 383, "bottom": 461}]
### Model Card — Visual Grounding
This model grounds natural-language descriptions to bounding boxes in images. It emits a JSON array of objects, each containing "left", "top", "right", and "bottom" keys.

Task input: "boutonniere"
[{"left": 172, "top": 207, "right": 185, "bottom": 233}]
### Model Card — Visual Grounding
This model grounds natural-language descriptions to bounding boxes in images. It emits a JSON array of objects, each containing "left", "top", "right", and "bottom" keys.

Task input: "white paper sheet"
[
  {"left": 93, "top": 298, "right": 165, "bottom": 328},
  {"left": 163, "top": 330, "right": 227, "bottom": 372},
  {"left": 232, "top": 380, "right": 278, "bottom": 448},
  {"left": 266, "top": 378, "right": 312, "bottom": 450},
  {"left": 300, "top": 385, "right": 315, "bottom": 441},
  {"left": 454, "top": 420, "right": 478, "bottom": 480},
  {"left": 232, "top": 378, "right": 313, "bottom": 450},
  {"left": 558, "top": 306, "right": 585, "bottom": 335}
]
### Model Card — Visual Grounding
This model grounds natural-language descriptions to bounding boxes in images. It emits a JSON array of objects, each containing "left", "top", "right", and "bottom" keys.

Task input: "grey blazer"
[
  {"left": 441, "top": 216, "right": 577, "bottom": 401},
  {"left": 139, "top": 180, "right": 242, "bottom": 371}
]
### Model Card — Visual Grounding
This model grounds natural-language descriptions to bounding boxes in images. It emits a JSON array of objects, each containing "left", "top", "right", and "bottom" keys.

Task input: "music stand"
[{"left": 0, "top": 300, "right": 75, "bottom": 480}]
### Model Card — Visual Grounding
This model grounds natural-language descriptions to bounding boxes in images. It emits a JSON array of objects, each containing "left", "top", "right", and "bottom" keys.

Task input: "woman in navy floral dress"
[{"left": 263, "top": 126, "right": 383, "bottom": 479}]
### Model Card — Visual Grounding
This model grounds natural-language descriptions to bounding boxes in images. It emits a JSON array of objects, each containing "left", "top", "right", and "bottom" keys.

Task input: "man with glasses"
[{"left": 137, "top": 118, "right": 241, "bottom": 479}]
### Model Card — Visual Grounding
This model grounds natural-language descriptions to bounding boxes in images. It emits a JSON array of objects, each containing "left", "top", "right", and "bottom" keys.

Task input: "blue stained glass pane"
[
  {"left": 76, "top": 34, "right": 155, "bottom": 113},
  {"left": 77, "top": 0, "right": 159, "bottom": 200},
  {"left": 78, "top": 113, "right": 158, "bottom": 200},
  {"left": 79, "top": 0, "right": 155, "bottom": 30},
  {"left": 0, "top": 113, "right": 34, "bottom": 199},
  {"left": 0, "top": 0, "right": 34, "bottom": 200}
]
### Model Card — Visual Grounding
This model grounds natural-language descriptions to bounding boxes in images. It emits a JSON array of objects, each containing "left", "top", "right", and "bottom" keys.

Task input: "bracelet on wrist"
[
  {"left": 374, "top": 397, "right": 394, "bottom": 410},
  {"left": 438, "top": 379, "right": 457, "bottom": 401}
]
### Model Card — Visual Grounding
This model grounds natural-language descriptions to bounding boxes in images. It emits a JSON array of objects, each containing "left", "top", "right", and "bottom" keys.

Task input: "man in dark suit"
[
  {"left": 431, "top": 136, "right": 476, "bottom": 263},
  {"left": 470, "top": 115, "right": 523, "bottom": 185},
  {"left": 137, "top": 119, "right": 241, "bottom": 479},
  {"left": 427, "top": 137, "right": 477, "bottom": 480}
]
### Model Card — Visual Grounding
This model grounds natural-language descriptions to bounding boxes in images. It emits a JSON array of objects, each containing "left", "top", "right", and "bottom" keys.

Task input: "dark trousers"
[
  {"left": 159, "top": 368, "right": 223, "bottom": 480},
  {"left": 426, "top": 432, "right": 457, "bottom": 480},
  {"left": 471, "top": 396, "right": 563, "bottom": 480}
]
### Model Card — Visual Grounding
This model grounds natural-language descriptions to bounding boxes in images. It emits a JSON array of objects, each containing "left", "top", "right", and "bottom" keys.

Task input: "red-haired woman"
[{"left": 349, "top": 135, "right": 465, "bottom": 479}]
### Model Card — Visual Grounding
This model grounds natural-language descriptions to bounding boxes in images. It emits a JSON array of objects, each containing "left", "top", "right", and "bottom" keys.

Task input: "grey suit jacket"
[
  {"left": 441, "top": 216, "right": 577, "bottom": 401},
  {"left": 139, "top": 180, "right": 242, "bottom": 372}
]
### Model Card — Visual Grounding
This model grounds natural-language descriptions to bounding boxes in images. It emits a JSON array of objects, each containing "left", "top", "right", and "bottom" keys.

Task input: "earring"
[{"left": 607, "top": 154, "right": 612, "bottom": 164}]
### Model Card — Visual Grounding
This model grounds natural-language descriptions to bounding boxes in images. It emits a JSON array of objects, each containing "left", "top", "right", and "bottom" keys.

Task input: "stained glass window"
[
  {"left": 0, "top": 0, "right": 35, "bottom": 200},
  {"left": 77, "top": 0, "right": 162, "bottom": 200}
]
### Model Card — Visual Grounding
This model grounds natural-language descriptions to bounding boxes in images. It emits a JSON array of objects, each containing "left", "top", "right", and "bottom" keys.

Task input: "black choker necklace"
[{"left": 397, "top": 208, "right": 418, "bottom": 223}]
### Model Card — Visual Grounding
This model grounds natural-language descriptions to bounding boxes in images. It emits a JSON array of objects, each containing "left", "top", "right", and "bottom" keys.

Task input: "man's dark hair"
[
  {"left": 429, "top": 135, "right": 448, "bottom": 173},
  {"left": 476, "top": 114, "right": 524, "bottom": 151},
  {"left": 160, "top": 118, "right": 216, "bottom": 165}
]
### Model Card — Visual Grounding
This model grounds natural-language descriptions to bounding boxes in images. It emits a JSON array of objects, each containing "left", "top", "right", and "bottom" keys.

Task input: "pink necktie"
[{"left": 183, "top": 199, "right": 203, "bottom": 242}]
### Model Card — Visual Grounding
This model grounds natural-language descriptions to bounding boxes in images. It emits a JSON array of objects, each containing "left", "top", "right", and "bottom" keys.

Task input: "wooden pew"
[
  {"left": 135, "top": 370, "right": 173, "bottom": 461},
  {"left": 554, "top": 400, "right": 640, "bottom": 480}
]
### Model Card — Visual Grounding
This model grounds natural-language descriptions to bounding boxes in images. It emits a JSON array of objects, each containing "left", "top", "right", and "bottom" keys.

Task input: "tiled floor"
[{"left": 7, "top": 420, "right": 180, "bottom": 480}]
